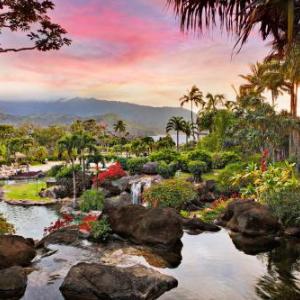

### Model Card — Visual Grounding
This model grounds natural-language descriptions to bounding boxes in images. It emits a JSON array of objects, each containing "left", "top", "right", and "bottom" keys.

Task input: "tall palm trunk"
[
  {"left": 82, "top": 155, "right": 86, "bottom": 191},
  {"left": 287, "top": 0, "right": 295, "bottom": 44},
  {"left": 176, "top": 130, "right": 179, "bottom": 151},
  {"left": 71, "top": 160, "right": 76, "bottom": 207},
  {"left": 191, "top": 101, "right": 195, "bottom": 141}
]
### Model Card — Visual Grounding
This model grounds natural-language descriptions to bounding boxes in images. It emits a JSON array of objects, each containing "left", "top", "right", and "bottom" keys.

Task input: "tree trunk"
[
  {"left": 191, "top": 101, "right": 195, "bottom": 141},
  {"left": 71, "top": 160, "right": 76, "bottom": 207},
  {"left": 82, "top": 155, "right": 86, "bottom": 191},
  {"left": 176, "top": 130, "right": 179, "bottom": 151}
]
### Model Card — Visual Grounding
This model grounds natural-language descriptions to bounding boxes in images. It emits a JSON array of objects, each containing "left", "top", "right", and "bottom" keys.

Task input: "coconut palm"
[
  {"left": 58, "top": 134, "right": 79, "bottom": 206},
  {"left": 167, "top": 0, "right": 298, "bottom": 53},
  {"left": 182, "top": 120, "right": 194, "bottom": 145},
  {"left": 113, "top": 120, "right": 127, "bottom": 137},
  {"left": 180, "top": 85, "right": 204, "bottom": 140},
  {"left": 166, "top": 116, "right": 185, "bottom": 151},
  {"left": 205, "top": 93, "right": 226, "bottom": 112},
  {"left": 76, "top": 132, "right": 97, "bottom": 190}
]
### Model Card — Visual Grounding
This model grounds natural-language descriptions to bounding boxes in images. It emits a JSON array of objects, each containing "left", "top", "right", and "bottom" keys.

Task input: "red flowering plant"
[
  {"left": 44, "top": 212, "right": 100, "bottom": 236},
  {"left": 93, "top": 162, "right": 126, "bottom": 187}
]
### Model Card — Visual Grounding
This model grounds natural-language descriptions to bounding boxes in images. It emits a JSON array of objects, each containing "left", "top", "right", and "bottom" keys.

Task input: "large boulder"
[
  {"left": 217, "top": 199, "right": 281, "bottom": 236},
  {"left": 101, "top": 176, "right": 133, "bottom": 197},
  {"left": 181, "top": 217, "right": 220, "bottom": 234},
  {"left": 39, "top": 185, "right": 66, "bottom": 199},
  {"left": 230, "top": 233, "right": 281, "bottom": 255},
  {"left": 60, "top": 263, "right": 178, "bottom": 300},
  {"left": 0, "top": 266, "right": 27, "bottom": 299},
  {"left": 36, "top": 225, "right": 81, "bottom": 248},
  {"left": 103, "top": 192, "right": 132, "bottom": 211},
  {"left": 142, "top": 162, "right": 159, "bottom": 175},
  {"left": 106, "top": 205, "right": 183, "bottom": 248},
  {"left": 0, "top": 235, "right": 36, "bottom": 269}
]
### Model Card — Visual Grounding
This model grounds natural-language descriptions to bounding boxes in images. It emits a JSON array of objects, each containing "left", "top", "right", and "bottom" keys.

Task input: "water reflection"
[{"left": 0, "top": 201, "right": 59, "bottom": 239}]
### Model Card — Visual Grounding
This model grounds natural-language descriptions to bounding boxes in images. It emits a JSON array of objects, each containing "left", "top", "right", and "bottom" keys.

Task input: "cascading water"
[{"left": 131, "top": 181, "right": 142, "bottom": 205}]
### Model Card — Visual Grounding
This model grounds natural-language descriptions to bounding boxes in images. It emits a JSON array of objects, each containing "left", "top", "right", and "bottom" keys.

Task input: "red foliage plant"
[{"left": 93, "top": 162, "right": 126, "bottom": 185}]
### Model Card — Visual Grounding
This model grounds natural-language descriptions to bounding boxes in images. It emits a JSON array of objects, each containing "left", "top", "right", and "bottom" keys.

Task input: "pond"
[
  {"left": 0, "top": 203, "right": 299, "bottom": 300},
  {"left": 0, "top": 201, "right": 59, "bottom": 239}
]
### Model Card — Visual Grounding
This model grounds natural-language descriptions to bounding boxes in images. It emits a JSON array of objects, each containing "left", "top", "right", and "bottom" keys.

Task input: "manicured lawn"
[{"left": 3, "top": 181, "right": 50, "bottom": 202}]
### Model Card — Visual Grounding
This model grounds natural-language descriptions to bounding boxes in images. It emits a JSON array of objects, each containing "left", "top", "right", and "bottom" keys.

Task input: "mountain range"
[{"left": 0, "top": 98, "right": 191, "bottom": 135}]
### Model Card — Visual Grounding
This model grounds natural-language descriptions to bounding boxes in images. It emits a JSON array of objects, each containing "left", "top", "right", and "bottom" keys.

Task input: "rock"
[
  {"left": 36, "top": 225, "right": 80, "bottom": 248},
  {"left": 216, "top": 199, "right": 281, "bottom": 236},
  {"left": 230, "top": 232, "right": 280, "bottom": 255},
  {"left": 0, "top": 235, "right": 36, "bottom": 269},
  {"left": 39, "top": 185, "right": 66, "bottom": 199},
  {"left": 103, "top": 192, "right": 132, "bottom": 211},
  {"left": 284, "top": 227, "right": 300, "bottom": 238},
  {"left": 60, "top": 263, "right": 178, "bottom": 300},
  {"left": 195, "top": 180, "right": 217, "bottom": 203},
  {"left": 181, "top": 217, "right": 221, "bottom": 234},
  {"left": 142, "top": 162, "right": 159, "bottom": 175},
  {"left": 0, "top": 266, "right": 27, "bottom": 299},
  {"left": 101, "top": 176, "right": 134, "bottom": 197},
  {"left": 106, "top": 205, "right": 183, "bottom": 248}
]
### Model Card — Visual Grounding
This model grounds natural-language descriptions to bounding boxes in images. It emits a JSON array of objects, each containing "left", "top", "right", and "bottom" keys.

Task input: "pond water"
[
  {"left": 1, "top": 203, "right": 299, "bottom": 300},
  {"left": 0, "top": 201, "right": 59, "bottom": 239}
]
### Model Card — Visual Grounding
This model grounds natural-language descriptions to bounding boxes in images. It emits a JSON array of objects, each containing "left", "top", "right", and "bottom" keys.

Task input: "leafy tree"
[
  {"left": 0, "top": 0, "right": 71, "bottom": 53},
  {"left": 166, "top": 116, "right": 185, "bottom": 151},
  {"left": 205, "top": 93, "right": 226, "bottom": 112},
  {"left": 180, "top": 85, "right": 204, "bottom": 140},
  {"left": 113, "top": 120, "right": 127, "bottom": 137},
  {"left": 58, "top": 134, "right": 79, "bottom": 205}
]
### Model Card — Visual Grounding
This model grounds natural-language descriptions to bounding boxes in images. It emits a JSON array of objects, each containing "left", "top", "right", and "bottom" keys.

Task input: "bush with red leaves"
[{"left": 93, "top": 162, "right": 126, "bottom": 186}]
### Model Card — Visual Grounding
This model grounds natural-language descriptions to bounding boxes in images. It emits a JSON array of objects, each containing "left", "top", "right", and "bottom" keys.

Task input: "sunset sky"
[{"left": 0, "top": 0, "right": 291, "bottom": 109}]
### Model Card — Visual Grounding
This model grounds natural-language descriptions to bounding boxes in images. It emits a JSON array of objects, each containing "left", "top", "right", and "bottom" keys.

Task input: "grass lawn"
[
  {"left": 3, "top": 181, "right": 51, "bottom": 202},
  {"left": 202, "top": 169, "right": 222, "bottom": 181}
]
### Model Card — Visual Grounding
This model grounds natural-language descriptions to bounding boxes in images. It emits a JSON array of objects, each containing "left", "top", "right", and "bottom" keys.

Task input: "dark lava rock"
[
  {"left": 0, "top": 235, "right": 36, "bottom": 269},
  {"left": 142, "top": 162, "right": 159, "bottom": 175},
  {"left": 103, "top": 192, "right": 132, "bottom": 211},
  {"left": 181, "top": 217, "right": 220, "bottom": 234},
  {"left": 106, "top": 205, "right": 183, "bottom": 248},
  {"left": 101, "top": 176, "right": 133, "bottom": 197},
  {"left": 60, "top": 263, "right": 178, "bottom": 300},
  {"left": 217, "top": 199, "right": 281, "bottom": 236},
  {"left": 0, "top": 266, "right": 27, "bottom": 299},
  {"left": 230, "top": 232, "right": 280, "bottom": 255},
  {"left": 36, "top": 225, "right": 80, "bottom": 248}
]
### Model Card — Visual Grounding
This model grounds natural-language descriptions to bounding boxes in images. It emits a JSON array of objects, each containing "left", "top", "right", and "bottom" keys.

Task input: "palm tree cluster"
[{"left": 167, "top": 0, "right": 299, "bottom": 55}]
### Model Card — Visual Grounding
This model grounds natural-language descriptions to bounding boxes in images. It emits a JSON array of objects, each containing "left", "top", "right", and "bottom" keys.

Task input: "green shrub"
[
  {"left": 91, "top": 216, "right": 112, "bottom": 240},
  {"left": 157, "top": 161, "right": 176, "bottom": 179},
  {"left": 177, "top": 154, "right": 189, "bottom": 172},
  {"left": 188, "top": 161, "right": 208, "bottom": 181},
  {"left": 262, "top": 187, "right": 300, "bottom": 226},
  {"left": 79, "top": 189, "right": 105, "bottom": 212},
  {"left": 115, "top": 157, "right": 129, "bottom": 170},
  {"left": 47, "top": 164, "right": 64, "bottom": 177},
  {"left": 144, "top": 179, "right": 197, "bottom": 210},
  {"left": 187, "top": 150, "right": 212, "bottom": 169},
  {"left": 212, "top": 151, "right": 241, "bottom": 169},
  {"left": 55, "top": 164, "right": 81, "bottom": 179},
  {"left": 150, "top": 149, "right": 179, "bottom": 164},
  {"left": 127, "top": 157, "right": 149, "bottom": 174},
  {"left": 216, "top": 162, "right": 246, "bottom": 193},
  {"left": 198, "top": 201, "right": 228, "bottom": 223}
]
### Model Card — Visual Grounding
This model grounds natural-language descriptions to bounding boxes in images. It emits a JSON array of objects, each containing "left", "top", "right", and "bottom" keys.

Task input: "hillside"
[{"left": 0, "top": 98, "right": 191, "bottom": 134}]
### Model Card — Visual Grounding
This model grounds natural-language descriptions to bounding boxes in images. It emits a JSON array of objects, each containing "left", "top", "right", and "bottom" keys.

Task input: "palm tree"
[
  {"left": 205, "top": 93, "right": 225, "bottom": 112},
  {"left": 58, "top": 134, "right": 79, "bottom": 206},
  {"left": 182, "top": 120, "right": 193, "bottom": 145},
  {"left": 113, "top": 120, "right": 127, "bottom": 137},
  {"left": 166, "top": 116, "right": 185, "bottom": 151},
  {"left": 76, "top": 132, "right": 97, "bottom": 190},
  {"left": 167, "top": 0, "right": 298, "bottom": 54},
  {"left": 180, "top": 85, "right": 204, "bottom": 140}
]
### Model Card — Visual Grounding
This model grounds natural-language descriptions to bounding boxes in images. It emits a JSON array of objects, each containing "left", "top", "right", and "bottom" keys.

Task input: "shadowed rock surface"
[
  {"left": 0, "top": 266, "right": 27, "bottom": 300},
  {"left": 106, "top": 205, "right": 183, "bottom": 249},
  {"left": 60, "top": 262, "right": 178, "bottom": 300},
  {"left": 217, "top": 199, "right": 281, "bottom": 236},
  {"left": 0, "top": 235, "right": 36, "bottom": 269}
]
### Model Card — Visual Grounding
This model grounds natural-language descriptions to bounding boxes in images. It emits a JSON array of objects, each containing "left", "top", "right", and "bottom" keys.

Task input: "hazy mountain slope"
[{"left": 0, "top": 98, "right": 190, "bottom": 131}]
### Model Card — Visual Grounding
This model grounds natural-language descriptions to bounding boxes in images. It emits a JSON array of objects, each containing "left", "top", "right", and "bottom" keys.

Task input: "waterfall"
[{"left": 131, "top": 181, "right": 142, "bottom": 205}]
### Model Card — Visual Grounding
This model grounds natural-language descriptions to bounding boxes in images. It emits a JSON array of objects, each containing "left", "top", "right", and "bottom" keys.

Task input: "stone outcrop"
[{"left": 60, "top": 263, "right": 178, "bottom": 300}]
